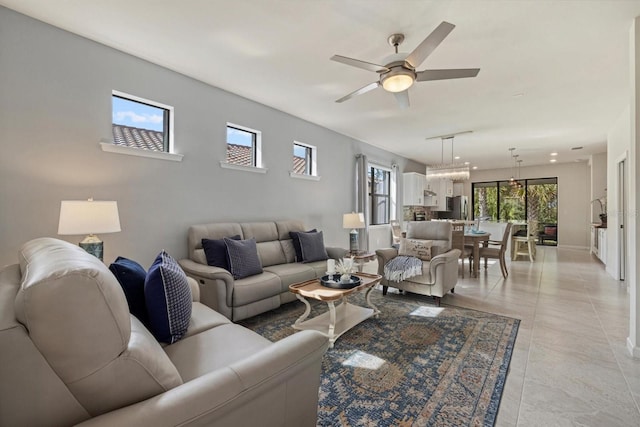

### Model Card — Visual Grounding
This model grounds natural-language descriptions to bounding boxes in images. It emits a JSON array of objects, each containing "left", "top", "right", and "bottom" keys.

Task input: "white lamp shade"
[
  {"left": 343, "top": 212, "right": 365, "bottom": 229},
  {"left": 58, "top": 200, "right": 121, "bottom": 235}
]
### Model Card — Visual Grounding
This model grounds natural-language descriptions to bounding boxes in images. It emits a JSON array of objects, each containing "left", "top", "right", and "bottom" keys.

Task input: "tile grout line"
[{"left": 513, "top": 246, "right": 545, "bottom": 427}]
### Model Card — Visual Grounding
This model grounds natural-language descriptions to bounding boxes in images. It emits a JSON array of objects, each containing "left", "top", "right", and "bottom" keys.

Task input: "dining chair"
[
  {"left": 390, "top": 220, "right": 403, "bottom": 245},
  {"left": 477, "top": 222, "right": 513, "bottom": 278},
  {"left": 512, "top": 219, "right": 537, "bottom": 262},
  {"left": 451, "top": 222, "right": 472, "bottom": 278}
]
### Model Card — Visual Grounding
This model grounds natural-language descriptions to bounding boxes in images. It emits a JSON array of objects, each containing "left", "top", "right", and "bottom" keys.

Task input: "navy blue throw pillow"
[
  {"left": 109, "top": 256, "right": 149, "bottom": 325},
  {"left": 202, "top": 235, "right": 241, "bottom": 270},
  {"left": 289, "top": 229, "right": 317, "bottom": 262},
  {"left": 144, "top": 251, "right": 192, "bottom": 344},
  {"left": 224, "top": 237, "right": 263, "bottom": 279},
  {"left": 298, "top": 231, "right": 329, "bottom": 263}
]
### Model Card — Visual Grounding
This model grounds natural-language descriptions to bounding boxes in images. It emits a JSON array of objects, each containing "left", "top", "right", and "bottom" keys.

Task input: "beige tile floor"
[{"left": 363, "top": 246, "right": 640, "bottom": 426}]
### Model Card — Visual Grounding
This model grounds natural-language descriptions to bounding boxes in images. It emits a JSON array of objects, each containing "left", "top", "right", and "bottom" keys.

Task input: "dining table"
[{"left": 464, "top": 230, "right": 491, "bottom": 278}]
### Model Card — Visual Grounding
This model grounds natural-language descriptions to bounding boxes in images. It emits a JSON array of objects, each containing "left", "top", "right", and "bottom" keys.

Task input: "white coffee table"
[{"left": 288, "top": 273, "right": 382, "bottom": 348}]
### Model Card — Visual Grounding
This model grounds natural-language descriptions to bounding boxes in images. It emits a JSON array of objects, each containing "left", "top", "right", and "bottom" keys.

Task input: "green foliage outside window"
[{"left": 473, "top": 179, "right": 557, "bottom": 232}]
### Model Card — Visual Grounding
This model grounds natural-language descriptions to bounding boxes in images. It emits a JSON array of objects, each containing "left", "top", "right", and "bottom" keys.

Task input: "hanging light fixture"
[{"left": 426, "top": 136, "right": 470, "bottom": 181}]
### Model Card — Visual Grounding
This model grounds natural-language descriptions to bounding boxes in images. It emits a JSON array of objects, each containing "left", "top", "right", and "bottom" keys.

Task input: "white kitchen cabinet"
[
  {"left": 403, "top": 172, "right": 426, "bottom": 206},
  {"left": 427, "top": 178, "right": 453, "bottom": 211},
  {"left": 590, "top": 225, "right": 607, "bottom": 264}
]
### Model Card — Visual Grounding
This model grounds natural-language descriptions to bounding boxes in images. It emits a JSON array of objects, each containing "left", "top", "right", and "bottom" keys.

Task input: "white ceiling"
[{"left": 3, "top": 0, "right": 640, "bottom": 170}]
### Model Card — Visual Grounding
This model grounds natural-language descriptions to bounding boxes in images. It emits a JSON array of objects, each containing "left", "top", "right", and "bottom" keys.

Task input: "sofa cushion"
[
  {"left": 145, "top": 251, "right": 193, "bottom": 344},
  {"left": 399, "top": 238, "right": 433, "bottom": 261},
  {"left": 201, "top": 234, "right": 240, "bottom": 270},
  {"left": 109, "top": 256, "right": 149, "bottom": 325},
  {"left": 225, "top": 237, "right": 263, "bottom": 279},
  {"left": 289, "top": 229, "right": 317, "bottom": 262},
  {"left": 298, "top": 231, "right": 329, "bottom": 263},
  {"left": 183, "top": 301, "right": 231, "bottom": 339},
  {"left": 263, "top": 263, "right": 316, "bottom": 292},
  {"left": 233, "top": 271, "right": 281, "bottom": 306},
  {"left": 165, "top": 323, "right": 272, "bottom": 382}
]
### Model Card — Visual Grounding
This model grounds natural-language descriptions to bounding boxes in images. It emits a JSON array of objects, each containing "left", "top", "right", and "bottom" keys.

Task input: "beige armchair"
[{"left": 376, "top": 221, "right": 461, "bottom": 306}]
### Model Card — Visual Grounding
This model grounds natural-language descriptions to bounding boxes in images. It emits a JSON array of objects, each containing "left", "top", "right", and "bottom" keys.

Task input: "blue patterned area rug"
[{"left": 241, "top": 290, "right": 519, "bottom": 427}]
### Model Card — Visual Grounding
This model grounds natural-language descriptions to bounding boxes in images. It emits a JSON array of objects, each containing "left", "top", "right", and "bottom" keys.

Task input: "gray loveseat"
[
  {"left": 179, "top": 220, "right": 347, "bottom": 321},
  {"left": 0, "top": 238, "right": 328, "bottom": 427}
]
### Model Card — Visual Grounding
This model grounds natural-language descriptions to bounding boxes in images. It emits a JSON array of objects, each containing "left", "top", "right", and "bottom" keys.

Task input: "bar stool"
[{"left": 512, "top": 220, "right": 537, "bottom": 262}]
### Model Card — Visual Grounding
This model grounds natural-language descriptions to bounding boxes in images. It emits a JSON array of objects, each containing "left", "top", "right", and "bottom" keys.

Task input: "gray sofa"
[
  {"left": 376, "top": 221, "right": 461, "bottom": 306},
  {"left": 0, "top": 238, "right": 328, "bottom": 427},
  {"left": 179, "top": 220, "right": 347, "bottom": 321}
]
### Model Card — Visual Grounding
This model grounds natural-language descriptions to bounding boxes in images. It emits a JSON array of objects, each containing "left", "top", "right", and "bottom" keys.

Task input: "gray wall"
[{"left": 0, "top": 7, "right": 424, "bottom": 268}]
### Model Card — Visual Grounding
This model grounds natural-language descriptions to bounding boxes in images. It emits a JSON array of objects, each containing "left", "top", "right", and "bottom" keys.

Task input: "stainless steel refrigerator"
[{"left": 436, "top": 196, "right": 469, "bottom": 220}]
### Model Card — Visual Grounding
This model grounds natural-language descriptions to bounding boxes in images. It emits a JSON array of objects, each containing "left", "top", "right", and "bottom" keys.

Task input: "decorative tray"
[{"left": 320, "top": 274, "right": 361, "bottom": 289}]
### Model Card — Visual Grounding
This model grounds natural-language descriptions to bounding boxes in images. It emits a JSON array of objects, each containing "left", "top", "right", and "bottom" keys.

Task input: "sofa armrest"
[
  {"left": 75, "top": 330, "right": 329, "bottom": 427},
  {"left": 428, "top": 249, "right": 461, "bottom": 279},
  {"left": 326, "top": 246, "right": 348, "bottom": 260},
  {"left": 375, "top": 248, "right": 399, "bottom": 276},
  {"left": 178, "top": 259, "right": 235, "bottom": 318},
  {"left": 186, "top": 277, "right": 200, "bottom": 302}
]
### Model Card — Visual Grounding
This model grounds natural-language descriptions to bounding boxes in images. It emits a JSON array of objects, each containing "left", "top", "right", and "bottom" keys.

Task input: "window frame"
[
  {"left": 221, "top": 122, "right": 266, "bottom": 173},
  {"left": 368, "top": 164, "right": 392, "bottom": 225},
  {"left": 102, "top": 90, "right": 182, "bottom": 161},
  {"left": 472, "top": 177, "right": 558, "bottom": 225},
  {"left": 290, "top": 141, "right": 320, "bottom": 180}
]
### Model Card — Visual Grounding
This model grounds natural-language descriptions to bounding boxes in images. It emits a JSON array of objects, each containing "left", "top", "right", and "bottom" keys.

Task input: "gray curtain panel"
[{"left": 355, "top": 154, "right": 369, "bottom": 252}]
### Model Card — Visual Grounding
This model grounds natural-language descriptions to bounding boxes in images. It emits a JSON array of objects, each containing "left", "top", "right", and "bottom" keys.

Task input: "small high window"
[
  {"left": 293, "top": 142, "right": 317, "bottom": 176},
  {"left": 111, "top": 90, "right": 173, "bottom": 152},
  {"left": 226, "top": 124, "right": 262, "bottom": 168}
]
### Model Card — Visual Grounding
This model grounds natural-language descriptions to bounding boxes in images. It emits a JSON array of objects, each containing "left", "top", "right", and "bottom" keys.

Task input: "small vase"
[{"left": 340, "top": 273, "right": 351, "bottom": 283}]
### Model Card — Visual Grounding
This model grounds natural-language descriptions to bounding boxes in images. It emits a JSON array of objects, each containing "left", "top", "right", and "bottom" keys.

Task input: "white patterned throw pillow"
[{"left": 398, "top": 238, "right": 433, "bottom": 261}]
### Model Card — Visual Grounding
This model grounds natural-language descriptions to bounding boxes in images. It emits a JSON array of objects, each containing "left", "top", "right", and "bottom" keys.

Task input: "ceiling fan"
[{"left": 330, "top": 21, "right": 480, "bottom": 109}]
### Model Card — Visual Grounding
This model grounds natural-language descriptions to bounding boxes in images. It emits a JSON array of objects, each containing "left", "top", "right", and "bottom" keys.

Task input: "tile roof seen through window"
[
  {"left": 112, "top": 124, "right": 164, "bottom": 151},
  {"left": 226, "top": 143, "right": 307, "bottom": 174},
  {"left": 112, "top": 124, "right": 307, "bottom": 174}
]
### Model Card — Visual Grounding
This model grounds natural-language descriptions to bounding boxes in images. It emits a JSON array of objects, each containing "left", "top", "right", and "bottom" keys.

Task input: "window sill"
[
  {"left": 100, "top": 142, "right": 183, "bottom": 162},
  {"left": 289, "top": 172, "right": 321, "bottom": 181},
  {"left": 219, "top": 161, "right": 268, "bottom": 174}
]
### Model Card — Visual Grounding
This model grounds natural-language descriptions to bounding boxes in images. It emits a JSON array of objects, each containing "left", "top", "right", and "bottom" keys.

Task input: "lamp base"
[
  {"left": 79, "top": 234, "right": 103, "bottom": 261},
  {"left": 349, "top": 229, "right": 359, "bottom": 253}
]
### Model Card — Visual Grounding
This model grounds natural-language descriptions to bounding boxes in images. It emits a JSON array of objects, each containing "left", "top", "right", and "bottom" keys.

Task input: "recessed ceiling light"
[
  {"left": 454, "top": 156, "right": 460, "bottom": 160},
  {"left": 472, "top": 166, "right": 478, "bottom": 170},
  {"left": 550, "top": 159, "right": 557, "bottom": 163},
  {"left": 512, "top": 93, "right": 524, "bottom": 98},
  {"left": 464, "top": 161, "right": 470, "bottom": 165},
  {"left": 571, "top": 146, "right": 583, "bottom": 150},
  {"left": 550, "top": 152, "right": 558, "bottom": 156}
]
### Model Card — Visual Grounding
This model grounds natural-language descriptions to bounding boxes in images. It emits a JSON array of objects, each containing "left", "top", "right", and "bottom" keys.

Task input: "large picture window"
[
  {"left": 368, "top": 166, "right": 391, "bottom": 225},
  {"left": 472, "top": 177, "right": 558, "bottom": 244}
]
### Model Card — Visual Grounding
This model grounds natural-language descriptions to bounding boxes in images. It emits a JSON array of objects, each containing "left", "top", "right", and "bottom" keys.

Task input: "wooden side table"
[{"left": 348, "top": 251, "right": 376, "bottom": 272}]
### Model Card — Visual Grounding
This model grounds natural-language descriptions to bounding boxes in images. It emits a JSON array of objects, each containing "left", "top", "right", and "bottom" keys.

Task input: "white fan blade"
[
  {"left": 331, "top": 55, "right": 389, "bottom": 73},
  {"left": 393, "top": 90, "right": 410, "bottom": 109},
  {"left": 416, "top": 68, "right": 480, "bottom": 81},
  {"left": 335, "top": 82, "right": 381, "bottom": 103},
  {"left": 405, "top": 21, "right": 455, "bottom": 69}
]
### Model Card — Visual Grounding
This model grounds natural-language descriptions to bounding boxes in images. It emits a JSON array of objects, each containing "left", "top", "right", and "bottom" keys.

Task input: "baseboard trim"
[
  {"left": 627, "top": 337, "right": 640, "bottom": 359},
  {"left": 557, "top": 245, "right": 589, "bottom": 251}
]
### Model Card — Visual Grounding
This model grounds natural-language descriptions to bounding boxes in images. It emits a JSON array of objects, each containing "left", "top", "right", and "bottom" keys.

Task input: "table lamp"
[
  {"left": 58, "top": 198, "right": 121, "bottom": 261},
  {"left": 343, "top": 212, "right": 365, "bottom": 253}
]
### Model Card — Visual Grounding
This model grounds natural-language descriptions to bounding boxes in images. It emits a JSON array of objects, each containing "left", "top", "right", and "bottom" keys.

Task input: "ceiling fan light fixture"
[{"left": 381, "top": 69, "right": 415, "bottom": 92}]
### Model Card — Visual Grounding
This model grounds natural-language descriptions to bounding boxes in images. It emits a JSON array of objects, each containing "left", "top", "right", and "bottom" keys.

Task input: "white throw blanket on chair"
[{"left": 384, "top": 256, "right": 423, "bottom": 282}]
